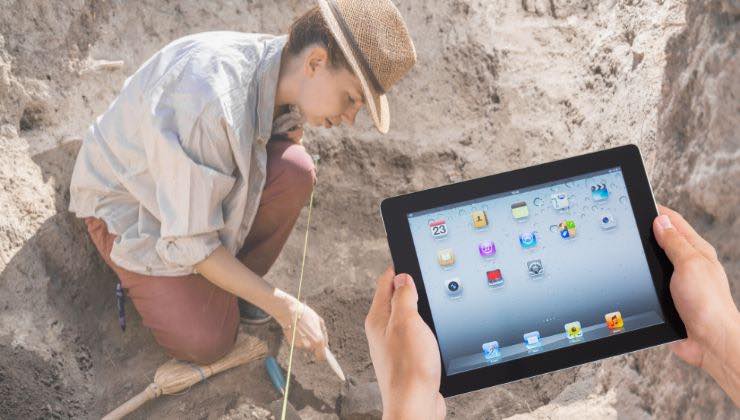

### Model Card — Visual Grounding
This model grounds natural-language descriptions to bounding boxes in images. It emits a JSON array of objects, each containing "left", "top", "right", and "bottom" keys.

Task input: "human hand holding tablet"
[{"left": 379, "top": 145, "right": 688, "bottom": 396}]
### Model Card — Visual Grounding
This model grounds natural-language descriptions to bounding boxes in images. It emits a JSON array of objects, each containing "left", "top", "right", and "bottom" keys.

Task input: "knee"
[
  {"left": 273, "top": 143, "right": 316, "bottom": 201},
  {"left": 164, "top": 321, "right": 237, "bottom": 365}
]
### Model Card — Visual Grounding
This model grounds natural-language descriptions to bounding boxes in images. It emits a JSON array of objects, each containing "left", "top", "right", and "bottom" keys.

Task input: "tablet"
[{"left": 380, "top": 144, "right": 686, "bottom": 397}]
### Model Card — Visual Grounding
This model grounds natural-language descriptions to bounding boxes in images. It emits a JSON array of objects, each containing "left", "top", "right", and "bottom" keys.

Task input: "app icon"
[
  {"left": 527, "top": 259, "right": 544, "bottom": 277},
  {"left": 599, "top": 212, "right": 617, "bottom": 230},
  {"left": 437, "top": 248, "right": 455, "bottom": 267},
  {"left": 471, "top": 210, "right": 488, "bottom": 229},
  {"left": 523, "top": 331, "right": 541, "bottom": 349},
  {"left": 478, "top": 240, "right": 496, "bottom": 258},
  {"left": 551, "top": 193, "right": 570, "bottom": 210},
  {"left": 482, "top": 341, "right": 500, "bottom": 360},
  {"left": 564, "top": 321, "right": 583, "bottom": 340},
  {"left": 605, "top": 311, "right": 624, "bottom": 330},
  {"left": 445, "top": 278, "right": 463, "bottom": 298},
  {"left": 591, "top": 183, "right": 609, "bottom": 201},
  {"left": 558, "top": 220, "right": 577, "bottom": 239},
  {"left": 511, "top": 201, "right": 529, "bottom": 219},
  {"left": 519, "top": 231, "right": 538, "bottom": 249},
  {"left": 429, "top": 219, "right": 448, "bottom": 238},
  {"left": 486, "top": 269, "right": 504, "bottom": 287}
]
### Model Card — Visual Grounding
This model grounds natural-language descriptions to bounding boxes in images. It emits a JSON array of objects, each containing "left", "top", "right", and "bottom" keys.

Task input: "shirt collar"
[{"left": 255, "top": 35, "right": 288, "bottom": 141}]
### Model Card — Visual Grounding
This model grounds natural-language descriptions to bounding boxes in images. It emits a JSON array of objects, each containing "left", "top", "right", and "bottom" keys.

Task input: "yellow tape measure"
[{"left": 280, "top": 155, "right": 318, "bottom": 420}]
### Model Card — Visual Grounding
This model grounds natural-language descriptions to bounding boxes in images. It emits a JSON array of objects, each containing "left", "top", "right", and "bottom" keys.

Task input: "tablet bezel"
[{"left": 380, "top": 144, "right": 686, "bottom": 397}]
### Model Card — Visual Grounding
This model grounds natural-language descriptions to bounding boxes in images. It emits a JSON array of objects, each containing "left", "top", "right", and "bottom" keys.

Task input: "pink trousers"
[{"left": 86, "top": 139, "right": 315, "bottom": 364}]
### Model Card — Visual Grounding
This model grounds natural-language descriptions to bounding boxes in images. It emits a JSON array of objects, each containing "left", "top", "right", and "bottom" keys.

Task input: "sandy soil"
[{"left": 0, "top": 1, "right": 737, "bottom": 419}]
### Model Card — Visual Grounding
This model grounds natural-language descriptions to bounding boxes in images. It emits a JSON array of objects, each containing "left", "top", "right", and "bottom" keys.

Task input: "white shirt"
[{"left": 69, "top": 32, "right": 293, "bottom": 276}]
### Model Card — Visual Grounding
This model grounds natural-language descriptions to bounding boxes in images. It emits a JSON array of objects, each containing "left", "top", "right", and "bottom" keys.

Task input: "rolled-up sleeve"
[{"left": 141, "top": 72, "right": 238, "bottom": 269}]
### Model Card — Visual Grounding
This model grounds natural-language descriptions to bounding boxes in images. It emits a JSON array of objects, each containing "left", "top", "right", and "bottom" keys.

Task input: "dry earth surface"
[{"left": 0, "top": 0, "right": 737, "bottom": 419}]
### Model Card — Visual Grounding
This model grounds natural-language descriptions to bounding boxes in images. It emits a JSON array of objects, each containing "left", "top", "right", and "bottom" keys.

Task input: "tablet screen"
[{"left": 406, "top": 167, "right": 666, "bottom": 376}]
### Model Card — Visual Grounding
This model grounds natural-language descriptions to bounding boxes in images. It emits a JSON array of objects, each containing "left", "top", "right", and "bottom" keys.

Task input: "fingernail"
[
  {"left": 657, "top": 215, "right": 673, "bottom": 230},
  {"left": 393, "top": 273, "right": 414, "bottom": 290},
  {"left": 403, "top": 275, "right": 414, "bottom": 287},
  {"left": 393, "top": 274, "right": 405, "bottom": 290}
]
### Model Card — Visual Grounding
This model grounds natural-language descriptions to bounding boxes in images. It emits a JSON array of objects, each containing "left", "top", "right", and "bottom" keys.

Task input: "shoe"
[{"left": 238, "top": 299, "right": 273, "bottom": 325}]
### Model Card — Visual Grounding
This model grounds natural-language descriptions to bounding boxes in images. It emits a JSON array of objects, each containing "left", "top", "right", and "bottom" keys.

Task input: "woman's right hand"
[{"left": 274, "top": 289, "right": 329, "bottom": 361}]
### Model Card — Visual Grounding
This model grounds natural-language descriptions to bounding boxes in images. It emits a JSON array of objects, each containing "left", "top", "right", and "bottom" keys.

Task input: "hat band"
[{"left": 327, "top": 0, "right": 386, "bottom": 94}]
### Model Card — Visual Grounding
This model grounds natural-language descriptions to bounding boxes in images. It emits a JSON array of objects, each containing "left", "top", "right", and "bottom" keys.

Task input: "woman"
[{"left": 69, "top": 0, "right": 416, "bottom": 364}]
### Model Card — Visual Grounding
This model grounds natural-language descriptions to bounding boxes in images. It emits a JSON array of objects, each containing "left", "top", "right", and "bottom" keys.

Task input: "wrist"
[
  {"left": 269, "top": 288, "right": 298, "bottom": 328},
  {"left": 700, "top": 309, "right": 740, "bottom": 405},
  {"left": 382, "top": 381, "right": 438, "bottom": 419},
  {"left": 705, "top": 308, "right": 740, "bottom": 367}
]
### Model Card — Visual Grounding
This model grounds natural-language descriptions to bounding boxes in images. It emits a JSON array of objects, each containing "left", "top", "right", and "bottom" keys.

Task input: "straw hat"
[{"left": 317, "top": 0, "right": 417, "bottom": 134}]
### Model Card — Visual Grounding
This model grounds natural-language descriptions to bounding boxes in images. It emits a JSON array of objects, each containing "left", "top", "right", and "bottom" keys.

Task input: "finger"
[
  {"left": 314, "top": 343, "right": 326, "bottom": 361},
  {"left": 657, "top": 205, "right": 718, "bottom": 261},
  {"left": 366, "top": 266, "right": 395, "bottom": 330},
  {"left": 311, "top": 330, "right": 327, "bottom": 361},
  {"left": 389, "top": 273, "right": 419, "bottom": 323},
  {"left": 300, "top": 335, "right": 312, "bottom": 350},
  {"left": 320, "top": 319, "right": 329, "bottom": 349},
  {"left": 653, "top": 215, "right": 702, "bottom": 264}
]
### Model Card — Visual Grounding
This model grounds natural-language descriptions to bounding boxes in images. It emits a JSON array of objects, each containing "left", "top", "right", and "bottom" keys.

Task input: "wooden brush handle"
[{"left": 101, "top": 383, "right": 159, "bottom": 420}]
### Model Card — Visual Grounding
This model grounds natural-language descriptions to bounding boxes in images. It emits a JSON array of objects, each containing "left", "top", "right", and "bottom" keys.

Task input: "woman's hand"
[
  {"left": 194, "top": 247, "right": 327, "bottom": 360},
  {"left": 365, "top": 267, "right": 446, "bottom": 419},
  {"left": 274, "top": 289, "right": 328, "bottom": 361},
  {"left": 654, "top": 205, "right": 740, "bottom": 406}
]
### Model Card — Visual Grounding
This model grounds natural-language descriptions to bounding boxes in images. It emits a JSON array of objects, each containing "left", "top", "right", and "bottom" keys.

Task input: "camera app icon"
[{"left": 445, "top": 278, "right": 463, "bottom": 299}]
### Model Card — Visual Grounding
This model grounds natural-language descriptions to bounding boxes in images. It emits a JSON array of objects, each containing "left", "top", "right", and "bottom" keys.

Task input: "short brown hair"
[{"left": 286, "top": 6, "right": 349, "bottom": 70}]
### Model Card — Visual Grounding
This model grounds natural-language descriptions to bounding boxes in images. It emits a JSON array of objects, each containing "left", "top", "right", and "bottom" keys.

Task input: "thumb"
[
  {"left": 390, "top": 274, "right": 419, "bottom": 319},
  {"left": 654, "top": 214, "right": 700, "bottom": 264}
]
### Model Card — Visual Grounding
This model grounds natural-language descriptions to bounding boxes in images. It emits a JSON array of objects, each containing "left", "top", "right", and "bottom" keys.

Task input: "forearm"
[
  {"left": 195, "top": 246, "right": 293, "bottom": 325},
  {"left": 703, "top": 309, "right": 740, "bottom": 406}
]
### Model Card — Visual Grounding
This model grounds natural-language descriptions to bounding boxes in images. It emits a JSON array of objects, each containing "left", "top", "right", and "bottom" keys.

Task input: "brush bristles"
[{"left": 152, "top": 335, "right": 268, "bottom": 395}]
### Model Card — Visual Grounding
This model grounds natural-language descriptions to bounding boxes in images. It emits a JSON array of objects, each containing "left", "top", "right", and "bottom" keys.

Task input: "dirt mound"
[{"left": 0, "top": 1, "right": 737, "bottom": 419}]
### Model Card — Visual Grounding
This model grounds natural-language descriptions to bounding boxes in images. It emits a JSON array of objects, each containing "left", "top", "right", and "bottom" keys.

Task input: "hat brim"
[{"left": 317, "top": 0, "right": 390, "bottom": 134}]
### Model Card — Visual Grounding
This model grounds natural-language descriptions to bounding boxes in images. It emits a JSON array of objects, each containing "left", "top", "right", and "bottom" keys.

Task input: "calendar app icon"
[{"left": 429, "top": 219, "right": 448, "bottom": 239}]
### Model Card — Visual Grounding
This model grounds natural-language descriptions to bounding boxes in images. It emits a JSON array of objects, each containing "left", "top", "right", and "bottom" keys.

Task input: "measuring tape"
[{"left": 280, "top": 155, "right": 318, "bottom": 420}]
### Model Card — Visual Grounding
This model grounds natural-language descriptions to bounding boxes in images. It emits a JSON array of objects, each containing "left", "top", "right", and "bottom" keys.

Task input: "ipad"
[{"left": 380, "top": 145, "right": 686, "bottom": 397}]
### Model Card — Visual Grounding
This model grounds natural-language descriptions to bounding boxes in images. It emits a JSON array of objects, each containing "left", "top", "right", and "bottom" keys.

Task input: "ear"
[{"left": 304, "top": 45, "right": 329, "bottom": 77}]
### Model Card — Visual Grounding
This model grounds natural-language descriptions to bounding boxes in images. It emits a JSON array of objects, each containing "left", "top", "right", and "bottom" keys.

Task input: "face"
[{"left": 296, "top": 46, "right": 365, "bottom": 129}]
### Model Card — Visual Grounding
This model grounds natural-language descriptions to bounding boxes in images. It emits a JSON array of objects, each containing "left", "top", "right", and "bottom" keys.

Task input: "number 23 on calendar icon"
[{"left": 429, "top": 219, "right": 448, "bottom": 239}]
